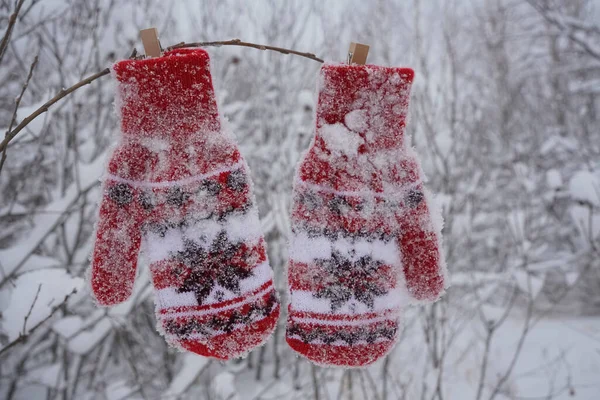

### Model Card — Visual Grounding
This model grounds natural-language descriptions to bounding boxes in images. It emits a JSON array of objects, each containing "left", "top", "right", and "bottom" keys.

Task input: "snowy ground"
[
  {"left": 501, "top": 317, "right": 600, "bottom": 400},
  {"left": 436, "top": 316, "right": 600, "bottom": 400},
  {"left": 208, "top": 313, "right": 600, "bottom": 400}
]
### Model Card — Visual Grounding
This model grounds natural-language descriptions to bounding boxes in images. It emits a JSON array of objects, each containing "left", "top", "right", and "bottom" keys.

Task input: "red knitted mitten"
[
  {"left": 286, "top": 64, "right": 447, "bottom": 367},
  {"left": 90, "top": 48, "right": 279, "bottom": 360}
]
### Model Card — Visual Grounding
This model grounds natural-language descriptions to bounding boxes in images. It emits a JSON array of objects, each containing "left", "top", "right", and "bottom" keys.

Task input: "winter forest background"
[{"left": 1, "top": 0, "right": 600, "bottom": 399}]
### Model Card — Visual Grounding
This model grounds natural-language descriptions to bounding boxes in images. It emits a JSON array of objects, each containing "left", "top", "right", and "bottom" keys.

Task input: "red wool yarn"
[
  {"left": 286, "top": 64, "right": 447, "bottom": 367},
  {"left": 90, "top": 48, "right": 279, "bottom": 360}
]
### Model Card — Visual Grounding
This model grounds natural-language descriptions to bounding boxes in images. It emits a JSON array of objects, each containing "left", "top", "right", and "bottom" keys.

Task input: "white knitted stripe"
[
  {"left": 289, "top": 231, "right": 402, "bottom": 266},
  {"left": 105, "top": 161, "right": 244, "bottom": 188},
  {"left": 287, "top": 335, "right": 392, "bottom": 346},
  {"left": 296, "top": 178, "right": 421, "bottom": 199},
  {"left": 155, "top": 261, "right": 274, "bottom": 310},
  {"left": 159, "top": 283, "right": 275, "bottom": 318},
  {"left": 290, "top": 313, "right": 399, "bottom": 327},
  {"left": 290, "top": 288, "right": 411, "bottom": 315},
  {"left": 156, "top": 289, "right": 197, "bottom": 310},
  {"left": 142, "top": 208, "right": 263, "bottom": 263},
  {"left": 165, "top": 305, "right": 278, "bottom": 341}
]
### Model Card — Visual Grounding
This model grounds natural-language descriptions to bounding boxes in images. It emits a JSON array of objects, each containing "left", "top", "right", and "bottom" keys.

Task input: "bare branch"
[
  {"left": 0, "top": 288, "right": 77, "bottom": 358},
  {"left": 0, "top": 180, "right": 98, "bottom": 289},
  {"left": 0, "top": 54, "right": 38, "bottom": 173},
  {"left": 526, "top": 0, "right": 600, "bottom": 61},
  {"left": 312, "top": 364, "right": 320, "bottom": 400},
  {"left": 0, "top": 67, "right": 110, "bottom": 156},
  {"left": 167, "top": 39, "right": 324, "bottom": 63},
  {"left": 21, "top": 283, "right": 42, "bottom": 335},
  {"left": 0, "top": 0, "right": 26, "bottom": 66},
  {"left": 0, "top": 39, "right": 324, "bottom": 158}
]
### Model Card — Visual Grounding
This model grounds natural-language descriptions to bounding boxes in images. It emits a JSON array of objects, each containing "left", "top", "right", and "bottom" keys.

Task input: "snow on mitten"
[
  {"left": 286, "top": 64, "right": 447, "bottom": 367},
  {"left": 90, "top": 48, "right": 279, "bottom": 359}
]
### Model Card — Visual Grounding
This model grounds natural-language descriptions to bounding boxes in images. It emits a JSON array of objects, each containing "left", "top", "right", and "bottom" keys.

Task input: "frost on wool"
[
  {"left": 89, "top": 48, "right": 279, "bottom": 360},
  {"left": 319, "top": 123, "right": 364, "bottom": 157},
  {"left": 286, "top": 63, "right": 447, "bottom": 368}
]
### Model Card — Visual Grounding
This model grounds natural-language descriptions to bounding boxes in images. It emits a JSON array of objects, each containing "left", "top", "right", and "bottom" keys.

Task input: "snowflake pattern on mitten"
[
  {"left": 286, "top": 63, "right": 448, "bottom": 367},
  {"left": 90, "top": 48, "right": 279, "bottom": 360}
]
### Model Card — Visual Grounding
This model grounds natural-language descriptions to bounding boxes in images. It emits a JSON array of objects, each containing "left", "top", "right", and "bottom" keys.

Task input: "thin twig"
[
  {"left": 488, "top": 291, "right": 535, "bottom": 400},
  {"left": 250, "top": 360, "right": 296, "bottom": 400},
  {"left": 0, "top": 54, "right": 38, "bottom": 173},
  {"left": 21, "top": 283, "right": 42, "bottom": 335},
  {"left": 525, "top": 0, "right": 600, "bottom": 61},
  {"left": 167, "top": 39, "right": 324, "bottom": 63},
  {"left": 312, "top": 364, "right": 320, "bottom": 400},
  {"left": 0, "top": 39, "right": 323, "bottom": 156},
  {"left": 0, "top": 0, "right": 26, "bottom": 65},
  {"left": 0, "top": 67, "right": 111, "bottom": 154},
  {"left": 475, "top": 324, "right": 494, "bottom": 400},
  {"left": 361, "top": 370, "right": 382, "bottom": 400},
  {"left": 0, "top": 180, "right": 98, "bottom": 289},
  {"left": 0, "top": 288, "right": 77, "bottom": 357}
]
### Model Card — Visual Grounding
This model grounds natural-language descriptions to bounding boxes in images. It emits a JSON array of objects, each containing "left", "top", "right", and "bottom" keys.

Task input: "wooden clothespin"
[
  {"left": 347, "top": 42, "right": 370, "bottom": 65},
  {"left": 140, "top": 28, "right": 162, "bottom": 58}
]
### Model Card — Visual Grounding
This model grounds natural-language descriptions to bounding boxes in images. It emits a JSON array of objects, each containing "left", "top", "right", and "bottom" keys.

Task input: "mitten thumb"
[
  {"left": 399, "top": 186, "right": 446, "bottom": 302},
  {"left": 90, "top": 142, "right": 152, "bottom": 306}
]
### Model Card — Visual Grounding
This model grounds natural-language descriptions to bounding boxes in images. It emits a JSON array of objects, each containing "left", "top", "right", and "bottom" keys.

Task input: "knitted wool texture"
[
  {"left": 286, "top": 64, "right": 447, "bottom": 367},
  {"left": 90, "top": 48, "right": 279, "bottom": 360}
]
